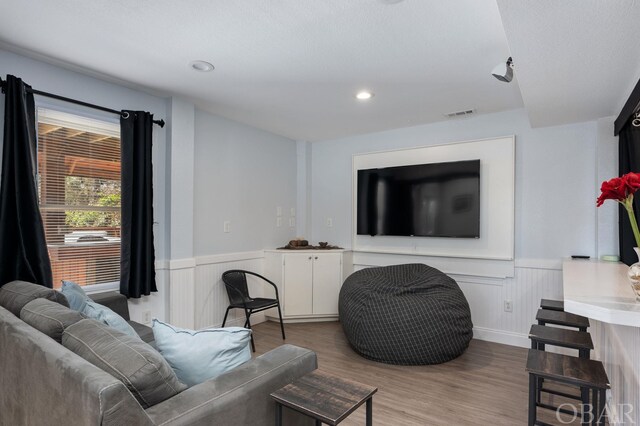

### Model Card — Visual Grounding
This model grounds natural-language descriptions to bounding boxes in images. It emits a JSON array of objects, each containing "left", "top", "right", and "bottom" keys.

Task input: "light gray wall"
[
  {"left": 0, "top": 49, "right": 170, "bottom": 260},
  {"left": 167, "top": 98, "right": 195, "bottom": 260},
  {"left": 310, "top": 108, "right": 602, "bottom": 261},
  {"left": 596, "top": 116, "right": 619, "bottom": 258},
  {"left": 193, "top": 109, "right": 298, "bottom": 255}
]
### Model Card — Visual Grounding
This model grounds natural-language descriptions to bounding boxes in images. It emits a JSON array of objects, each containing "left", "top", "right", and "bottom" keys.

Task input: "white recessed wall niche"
[{"left": 352, "top": 136, "right": 515, "bottom": 278}]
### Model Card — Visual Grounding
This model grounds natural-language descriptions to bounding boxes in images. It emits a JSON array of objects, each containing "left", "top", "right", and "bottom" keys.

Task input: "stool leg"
[
  {"left": 275, "top": 403, "right": 282, "bottom": 426},
  {"left": 536, "top": 320, "right": 546, "bottom": 351},
  {"left": 531, "top": 339, "right": 544, "bottom": 403},
  {"left": 596, "top": 389, "right": 606, "bottom": 425},
  {"left": 581, "top": 387, "right": 591, "bottom": 426},
  {"left": 591, "top": 388, "right": 599, "bottom": 426},
  {"left": 529, "top": 373, "right": 537, "bottom": 426},
  {"left": 366, "top": 397, "right": 373, "bottom": 426}
]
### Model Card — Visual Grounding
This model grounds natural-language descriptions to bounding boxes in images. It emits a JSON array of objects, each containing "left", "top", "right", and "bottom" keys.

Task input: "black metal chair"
[{"left": 221, "top": 270, "right": 285, "bottom": 352}]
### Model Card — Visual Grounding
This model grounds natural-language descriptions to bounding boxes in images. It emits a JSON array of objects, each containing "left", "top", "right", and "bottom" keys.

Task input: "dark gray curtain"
[
  {"left": 120, "top": 110, "right": 157, "bottom": 298},
  {"left": 618, "top": 120, "right": 640, "bottom": 265},
  {"left": 0, "top": 75, "right": 53, "bottom": 287}
]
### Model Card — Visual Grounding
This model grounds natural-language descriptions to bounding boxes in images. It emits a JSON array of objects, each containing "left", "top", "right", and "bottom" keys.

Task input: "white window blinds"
[{"left": 37, "top": 109, "right": 121, "bottom": 288}]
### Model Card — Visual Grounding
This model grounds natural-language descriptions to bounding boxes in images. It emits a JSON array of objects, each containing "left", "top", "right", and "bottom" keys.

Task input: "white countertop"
[{"left": 563, "top": 259, "right": 640, "bottom": 327}]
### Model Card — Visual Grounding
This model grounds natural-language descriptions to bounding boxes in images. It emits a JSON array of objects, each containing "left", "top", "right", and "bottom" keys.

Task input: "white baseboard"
[{"left": 472, "top": 326, "right": 529, "bottom": 348}]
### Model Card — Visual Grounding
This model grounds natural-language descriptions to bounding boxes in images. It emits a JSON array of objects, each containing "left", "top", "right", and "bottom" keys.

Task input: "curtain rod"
[
  {"left": 615, "top": 77, "right": 640, "bottom": 136},
  {"left": 0, "top": 77, "right": 165, "bottom": 128}
]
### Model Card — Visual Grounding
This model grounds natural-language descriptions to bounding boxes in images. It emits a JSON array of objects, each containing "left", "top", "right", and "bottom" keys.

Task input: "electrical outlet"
[
  {"left": 504, "top": 300, "right": 513, "bottom": 312},
  {"left": 143, "top": 310, "right": 151, "bottom": 324},
  {"left": 326, "top": 217, "right": 333, "bottom": 227},
  {"left": 223, "top": 221, "right": 231, "bottom": 233}
]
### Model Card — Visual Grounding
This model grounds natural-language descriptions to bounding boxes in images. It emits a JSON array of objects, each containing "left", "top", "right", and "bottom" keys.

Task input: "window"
[{"left": 37, "top": 109, "right": 121, "bottom": 289}]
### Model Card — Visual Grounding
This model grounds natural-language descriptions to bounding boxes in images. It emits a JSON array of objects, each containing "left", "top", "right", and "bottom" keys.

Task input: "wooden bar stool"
[
  {"left": 536, "top": 309, "right": 589, "bottom": 332},
  {"left": 529, "top": 324, "right": 594, "bottom": 405},
  {"left": 540, "top": 299, "right": 564, "bottom": 312},
  {"left": 527, "top": 349, "right": 609, "bottom": 425},
  {"left": 529, "top": 324, "right": 593, "bottom": 359}
]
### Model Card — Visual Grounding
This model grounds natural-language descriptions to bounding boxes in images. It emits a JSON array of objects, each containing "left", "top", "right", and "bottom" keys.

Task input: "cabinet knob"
[
  {"left": 308, "top": 256, "right": 312, "bottom": 260},
  {"left": 314, "top": 256, "right": 318, "bottom": 260}
]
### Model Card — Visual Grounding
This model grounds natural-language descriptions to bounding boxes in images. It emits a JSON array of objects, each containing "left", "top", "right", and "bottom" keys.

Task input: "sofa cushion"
[
  {"left": 82, "top": 301, "right": 139, "bottom": 339},
  {"left": 130, "top": 320, "right": 155, "bottom": 345},
  {"left": 62, "top": 319, "right": 187, "bottom": 408},
  {"left": 0, "top": 280, "right": 69, "bottom": 316},
  {"left": 60, "top": 280, "right": 92, "bottom": 312},
  {"left": 152, "top": 319, "right": 252, "bottom": 387},
  {"left": 20, "top": 298, "right": 85, "bottom": 343}
]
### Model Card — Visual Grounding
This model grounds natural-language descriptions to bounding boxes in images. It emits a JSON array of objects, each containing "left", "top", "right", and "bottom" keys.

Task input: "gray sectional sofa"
[{"left": 0, "top": 281, "right": 317, "bottom": 425}]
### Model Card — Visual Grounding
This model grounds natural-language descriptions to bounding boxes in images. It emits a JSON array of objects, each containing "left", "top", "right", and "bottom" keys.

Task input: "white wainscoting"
[
  {"left": 168, "top": 251, "right": 564, "bottom": 350},
  {"left": 167, "top": 258, "right": 196, "bottom": 328},
  {"left": 354, "top": 258, "right": 564, "bottom": 348},
  {"left": 194, "top": 251, "right": 266, "bottom": 329},
  {"left": 590, "top": 321, "right": 640, "bottom": 425}
]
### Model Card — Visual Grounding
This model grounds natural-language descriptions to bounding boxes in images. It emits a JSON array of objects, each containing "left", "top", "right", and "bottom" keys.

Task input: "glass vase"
[{"left": 627, "top": 247, "right": 640, "bottom": 301}]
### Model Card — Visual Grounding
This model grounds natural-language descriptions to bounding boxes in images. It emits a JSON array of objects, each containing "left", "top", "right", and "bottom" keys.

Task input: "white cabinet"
[{"left": 265, "top": 250, "right": 352, "bottom": 322}]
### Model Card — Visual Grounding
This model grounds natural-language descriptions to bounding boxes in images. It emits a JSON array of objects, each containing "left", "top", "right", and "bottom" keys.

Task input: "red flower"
[
  {"left": 599, "top": 172, "right": 640, "bottom": 247},
  {"left": 596, "top": 177, "right": 627, "bottom": 206},
  {"left": 623, "top": 172, "right": 640, "bottom": 194}
]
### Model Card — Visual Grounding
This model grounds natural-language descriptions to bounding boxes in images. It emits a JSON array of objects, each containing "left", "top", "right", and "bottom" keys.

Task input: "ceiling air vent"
[{"left": 444, "top": 109, "right": 475, "bottom": 118}]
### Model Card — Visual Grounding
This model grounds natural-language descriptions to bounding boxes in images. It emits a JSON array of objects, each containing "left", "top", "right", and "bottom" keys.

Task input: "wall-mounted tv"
[{"left": 357, "top": 159, "right": 480, "bottom": 238}]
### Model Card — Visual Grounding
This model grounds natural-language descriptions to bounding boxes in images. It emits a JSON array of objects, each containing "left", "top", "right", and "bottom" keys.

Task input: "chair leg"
[
  {"left": 244, "top": 308, "right": 256, "bottom": 352},
  {"left": 277, "top": 303, "right": 286, "bottom": 340},
  {"left": 222, "top": 306, "right": 231, "bottom": 328}
]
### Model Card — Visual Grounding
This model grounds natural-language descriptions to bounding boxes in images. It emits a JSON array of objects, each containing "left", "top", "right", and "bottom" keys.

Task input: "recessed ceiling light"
[
  {"left": 190, "top": 60, "right": 215, "bottom": 72},
  {"left": 355, "top": 91, "right": 374, "bottom": 100}
]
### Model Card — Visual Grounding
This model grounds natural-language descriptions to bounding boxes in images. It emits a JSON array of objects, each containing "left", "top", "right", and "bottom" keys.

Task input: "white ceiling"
[
  {"left": 0, "top": 1, "right": 638, "bottom": 141},
  {"left": 496, "top": 0, "right": 640, "bottom": 128}
]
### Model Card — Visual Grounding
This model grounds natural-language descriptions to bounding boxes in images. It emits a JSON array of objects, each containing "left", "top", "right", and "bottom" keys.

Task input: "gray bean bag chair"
[{"left": 339, "top": 263, "right": 473, "bottom": 365}]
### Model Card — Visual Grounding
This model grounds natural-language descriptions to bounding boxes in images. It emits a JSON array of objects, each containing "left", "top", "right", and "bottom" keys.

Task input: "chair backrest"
[{"left": 221, "top": 270, "right": 251, "bottom": 306}]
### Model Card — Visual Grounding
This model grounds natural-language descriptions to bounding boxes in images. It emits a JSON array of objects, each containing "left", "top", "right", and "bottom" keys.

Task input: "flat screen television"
[{"left": 356, "top": 159, "right": 480, "bottom": 238}]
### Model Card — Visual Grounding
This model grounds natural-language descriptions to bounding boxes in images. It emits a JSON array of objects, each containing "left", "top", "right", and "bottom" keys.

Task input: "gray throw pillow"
[
  {"left": 62, "top": 319, "right": 187, "bottom": 408},
  {"left": 20, "top": 298, "right": 85, "bottom": 343},
  {"left": 0, "top": 280, "right": 69, "bottom": 316}
]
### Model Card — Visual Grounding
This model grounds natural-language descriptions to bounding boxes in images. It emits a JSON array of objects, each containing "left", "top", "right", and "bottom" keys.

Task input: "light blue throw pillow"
[
  {"left": 152, "top": 319, "right": 252, "bottom": 387},
  {"left": 82, "top": 301, "right": 139, "bottom": 339},
  {"left": 60, "top": 280, "right": 92, "bottom": 312}
]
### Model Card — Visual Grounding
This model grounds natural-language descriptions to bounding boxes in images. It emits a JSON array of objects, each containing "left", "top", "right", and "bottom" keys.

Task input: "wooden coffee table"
[{"left": 271, "top": 370, "right": 377, "bottom": 426}]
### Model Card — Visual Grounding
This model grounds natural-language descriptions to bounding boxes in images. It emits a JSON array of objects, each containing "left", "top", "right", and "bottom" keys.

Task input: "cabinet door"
[
  {"left": 312, "top": 253, "right": 342, "bottom": 315},
  {"left": 283, "top": 253, "right": 313, "bottom": 316}
]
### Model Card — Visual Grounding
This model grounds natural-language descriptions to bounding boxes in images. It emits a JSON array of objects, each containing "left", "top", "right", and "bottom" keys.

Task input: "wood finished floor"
[{"left": 252, "top": 320, "right": 533, "bottom": 426}]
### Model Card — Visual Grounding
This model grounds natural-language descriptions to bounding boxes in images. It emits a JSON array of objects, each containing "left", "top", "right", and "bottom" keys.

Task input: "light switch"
[
  {"left": 276, "top": 217, "right": 283, "bottom": 227},
  {"left": 326, "top": 218, "right": 333, "bottom": 227},
  {"left": 276, "top": 206, "right": 282, "bottom": 217},
  {"left": 289, "top": 218, "right": 296, "bottom": 227},
  {"left": 290, "top": 207, "right": 296, "bottom": 217},
  {"left": 223, "top": 221, "right": 231, "bottom": 233}
]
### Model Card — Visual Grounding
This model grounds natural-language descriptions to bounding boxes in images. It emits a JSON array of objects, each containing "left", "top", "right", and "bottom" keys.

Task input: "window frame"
[{"left": 35, "top": 104, "right": 122, "bottom": 292}]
